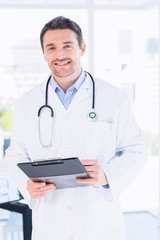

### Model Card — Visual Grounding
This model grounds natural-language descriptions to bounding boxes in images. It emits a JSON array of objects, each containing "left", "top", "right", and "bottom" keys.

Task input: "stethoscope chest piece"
[{"left": 88, "top": 111, "right": 98, "bottom": 122}]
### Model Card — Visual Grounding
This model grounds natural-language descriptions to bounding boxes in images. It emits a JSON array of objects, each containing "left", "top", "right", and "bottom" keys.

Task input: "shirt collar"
[{"left": 50, "top": 69, "right": 86, "bottom": 92}]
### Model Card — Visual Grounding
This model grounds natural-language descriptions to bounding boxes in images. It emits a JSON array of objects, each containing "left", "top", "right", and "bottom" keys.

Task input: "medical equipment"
[{"left": 38, "top": 71, "right": 97, "bottom": 147}]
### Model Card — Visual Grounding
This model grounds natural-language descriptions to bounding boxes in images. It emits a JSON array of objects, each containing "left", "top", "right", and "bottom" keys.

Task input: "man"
[{"left": 5, "top": 16, "right": 146, "bottom": 240}]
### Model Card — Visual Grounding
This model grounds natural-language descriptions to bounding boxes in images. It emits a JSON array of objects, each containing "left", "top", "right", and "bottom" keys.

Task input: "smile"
[{"left": 54, "top": 60, "right": 70, "bottom": 66}]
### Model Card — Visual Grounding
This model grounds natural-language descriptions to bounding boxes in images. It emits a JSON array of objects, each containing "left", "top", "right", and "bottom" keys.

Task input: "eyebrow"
[
  {"left": 63, "top": 41, "right": 73, "bottom": 45},
  {"left": 45, "top": 41, "right": 74, "bottom": 48},
  {"left": 45, "top": 43, "right": 54, "bottom": 48}
]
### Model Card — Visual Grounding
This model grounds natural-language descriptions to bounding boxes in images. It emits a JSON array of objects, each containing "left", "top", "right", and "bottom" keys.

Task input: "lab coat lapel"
[
  {"left": 67, "top": 75, "right": 92, "bottom": 114},
  {"left": 47, "top": 82, "right": 67, "bottom": 113}
]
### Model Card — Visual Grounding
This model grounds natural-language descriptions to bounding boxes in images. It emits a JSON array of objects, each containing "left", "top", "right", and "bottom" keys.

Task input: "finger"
[
  {"left": 36, "top": 183, "right": 56, "bottom": 192},
  {"left": 87, "top": 171, "right": 98, "bottom": 179},
  {"left": 27, "top": 180, "right": 56, "bottom": 198},
  {"left": 32, "top": 185, "right": 55, "bottom": 193},
  {"left": 83, "top": 165, "right": 98, "bottom": 172},
  {"left": 30, "top": 181, "right": 55, "bottom": 190},
  {"left": 27, "top": 184, "right": 46, "bottom": 193},
  {"left": 30, "top": 185, "right": 56, "bottom": 198},
  {"left": 76, "top": 177, "right": 97, "bottom": 185},
  {"left": 81, "top": 160, "right": 97, "bottom": 166},
  {"left": 28, "top": 180, "right": 46, "bottom": 189}
]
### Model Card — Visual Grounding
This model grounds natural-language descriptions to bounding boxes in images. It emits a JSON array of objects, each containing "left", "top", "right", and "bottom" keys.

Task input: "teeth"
[{"left": 55, "top": 61, "right": 69, "bottom": 66}]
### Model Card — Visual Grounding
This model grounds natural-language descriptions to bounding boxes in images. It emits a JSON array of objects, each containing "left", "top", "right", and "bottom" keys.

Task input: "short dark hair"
[{"left": 40, "top": 16, "right": 84, "bottom": 52}]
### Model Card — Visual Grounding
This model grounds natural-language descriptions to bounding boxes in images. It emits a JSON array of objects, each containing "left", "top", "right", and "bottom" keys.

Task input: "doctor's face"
[{"left": 43, "top": 29, "right": 86, "bottom": 79}]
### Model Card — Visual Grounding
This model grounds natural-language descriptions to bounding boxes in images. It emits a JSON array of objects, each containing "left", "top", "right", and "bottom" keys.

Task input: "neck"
[{"left": 53, "top": 69, "right": 82, "bottom": 92}]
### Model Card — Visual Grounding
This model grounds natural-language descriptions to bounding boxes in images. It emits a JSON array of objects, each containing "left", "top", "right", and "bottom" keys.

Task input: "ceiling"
[{"left": 0, "top": 0, "right": 159, "bottom": 10}]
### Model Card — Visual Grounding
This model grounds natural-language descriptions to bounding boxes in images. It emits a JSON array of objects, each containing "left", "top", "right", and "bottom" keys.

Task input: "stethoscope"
[{"left": 38, "top": 71, "right": 97, "bottom": 147}]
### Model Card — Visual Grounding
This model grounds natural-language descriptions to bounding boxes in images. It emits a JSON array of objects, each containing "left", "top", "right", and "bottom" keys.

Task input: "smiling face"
[{"left": 43, "top": 29, "right": 86, "bottom": 87}]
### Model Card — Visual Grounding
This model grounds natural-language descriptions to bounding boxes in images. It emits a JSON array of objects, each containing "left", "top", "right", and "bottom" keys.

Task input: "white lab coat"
[{"left": 5, "top": 75, "right": 146, "bottom": 240}]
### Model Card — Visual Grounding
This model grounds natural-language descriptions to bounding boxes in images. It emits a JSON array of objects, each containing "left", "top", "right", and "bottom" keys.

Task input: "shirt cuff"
[{"left": 102, "top": 184, "right": 110, "bottom": 189}]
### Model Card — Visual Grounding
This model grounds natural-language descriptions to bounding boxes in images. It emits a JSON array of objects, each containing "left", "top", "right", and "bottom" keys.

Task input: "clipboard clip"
[{"left": 31, "top": 159, "right": 64, "bottom": 166}]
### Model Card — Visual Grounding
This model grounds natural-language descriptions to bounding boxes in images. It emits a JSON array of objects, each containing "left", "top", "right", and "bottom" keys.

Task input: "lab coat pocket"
[{"left": 86, "top": 122, "right": 111, "bottom": 155}]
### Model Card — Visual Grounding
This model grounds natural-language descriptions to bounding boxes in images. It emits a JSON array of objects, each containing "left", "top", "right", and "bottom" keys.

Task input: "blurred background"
[{"left": 0, "top": 0, "right": 160, "bottom": 239}]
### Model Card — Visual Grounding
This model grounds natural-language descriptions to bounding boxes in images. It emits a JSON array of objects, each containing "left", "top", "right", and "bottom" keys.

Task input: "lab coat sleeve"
[
  {"left": 102, "top": 92, "right": 147, "bottom": 200},
  {"left": 4, "top": 101, "right": 38, "bottom": 209}
]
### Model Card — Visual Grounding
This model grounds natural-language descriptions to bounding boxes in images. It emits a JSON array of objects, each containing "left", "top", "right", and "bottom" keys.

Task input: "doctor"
[{"left": 5, "top": 16, "right": 146, "bottom": 240}]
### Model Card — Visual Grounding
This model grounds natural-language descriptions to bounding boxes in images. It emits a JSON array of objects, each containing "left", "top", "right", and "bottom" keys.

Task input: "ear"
[{"left": 81, "top": 42, "right": 86, "bottom": 56}]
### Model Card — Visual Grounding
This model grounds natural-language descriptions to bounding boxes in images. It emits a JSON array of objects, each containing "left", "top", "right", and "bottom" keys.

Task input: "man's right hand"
[{"left": 27, "top": 179, "right": 56, "bottom": 198}]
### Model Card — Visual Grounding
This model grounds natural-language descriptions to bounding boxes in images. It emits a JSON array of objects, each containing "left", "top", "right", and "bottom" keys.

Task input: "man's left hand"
[{"left": 76, "top": 159, "right": 108, "bottom": 187}]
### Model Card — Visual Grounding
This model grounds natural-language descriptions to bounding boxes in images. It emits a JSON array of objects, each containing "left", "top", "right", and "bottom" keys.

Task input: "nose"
[{"left": 56, "top": 49, "right": 65, "bottom": 60}]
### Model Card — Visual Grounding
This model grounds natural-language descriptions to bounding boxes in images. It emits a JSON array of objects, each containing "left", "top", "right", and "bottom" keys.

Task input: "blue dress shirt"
[{"left": 50, "top": 70, "right": 86, "bottom": 109}]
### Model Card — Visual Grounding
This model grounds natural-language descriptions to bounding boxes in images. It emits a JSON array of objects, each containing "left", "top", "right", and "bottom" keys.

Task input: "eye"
[
  {"left": 48, "top": 47, "right": 55, "bottom": 51},
  {"left": 46, "top": 45, "right": 56, "bottom": 51},
  {"left": 64, "top": 44, "right": 72, "bottom": 49}
]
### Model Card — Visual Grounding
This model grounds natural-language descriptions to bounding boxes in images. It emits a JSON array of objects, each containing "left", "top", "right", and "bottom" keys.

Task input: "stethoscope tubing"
[
  {"left": 85, "top": 71, "right": 95, "bottom": 109},
  {"left": 37, "top": 76, "right": 54, "bottom": 118},
  {"left": 37, "top": 71, "right": 97, "bottom": 147},
  {"left": 38, "top": 71, "right": 95, "bottom": 118}
]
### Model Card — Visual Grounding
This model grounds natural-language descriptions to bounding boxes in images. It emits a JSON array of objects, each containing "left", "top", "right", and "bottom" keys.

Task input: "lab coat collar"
[{"left": 40, "top": 73, "right": 92, "bottom": 116}]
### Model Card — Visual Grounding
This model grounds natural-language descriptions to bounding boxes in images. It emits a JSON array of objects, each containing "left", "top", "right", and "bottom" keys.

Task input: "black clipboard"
[{"left": 17, "top": 157, "right": 91, "bottom": 189}]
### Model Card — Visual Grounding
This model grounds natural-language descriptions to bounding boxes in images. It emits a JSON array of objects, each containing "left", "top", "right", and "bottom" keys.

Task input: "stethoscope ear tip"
[{"left": 88, "top": 111, "right": 98, "bottom": 122}]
